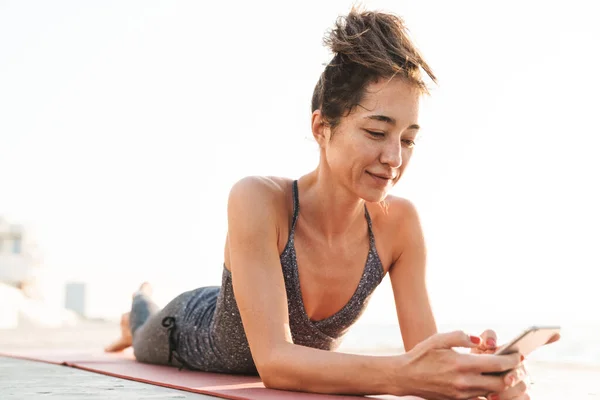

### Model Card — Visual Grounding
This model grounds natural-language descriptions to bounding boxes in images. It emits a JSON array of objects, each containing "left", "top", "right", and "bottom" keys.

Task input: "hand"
[
  {"left": 472, "top": 364, "right": 529, "bottom": 400},
  {"left": 398, "top": 331, "right": 521, "bottom": 400},
  {"left": 470, "top": 329, "right": 561, "bottom": 355},
  {"left": 468, "top": 329, "right": 561, "bottom": 400},
  {"left": 470, "top": 329, "right": 498, "bottom": 355}
]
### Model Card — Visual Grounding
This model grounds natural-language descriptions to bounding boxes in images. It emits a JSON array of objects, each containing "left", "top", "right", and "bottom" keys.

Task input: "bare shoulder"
[
  {"left": 387, "top": 195, "right": 422, "bottom": 226},
  {"left": 366, "top": 195, "right": 424, "bottom": 267},
  {"left": 367, "top": 195, "right": 422, "bottom": 230},
  {"left": 225, "top": 176, "right": 294, "bottom": 269},
  {"left": 229, "top": 175, "right": 289, "bottom": 200},
  {"left": 227, "top": 176, "right": 294, "bottom": 248},
  {"left": 228, "top": 175, "right": 293, "bottom": 209}
]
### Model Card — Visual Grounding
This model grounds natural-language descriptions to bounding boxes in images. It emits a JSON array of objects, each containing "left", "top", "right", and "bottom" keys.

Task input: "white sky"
[{"left": 1, "top": 0, "right": 599, "bottom": 327}]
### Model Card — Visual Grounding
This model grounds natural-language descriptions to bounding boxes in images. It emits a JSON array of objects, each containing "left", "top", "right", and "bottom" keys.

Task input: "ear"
[{"left": 311, "top": 110, "right": 330, "bottom": 147}]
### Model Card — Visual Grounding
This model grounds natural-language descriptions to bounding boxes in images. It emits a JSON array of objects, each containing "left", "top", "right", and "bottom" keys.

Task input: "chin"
[
  {"left": 365, "top": 192, "right": 389, "bottom": 203},
  {"left": 357, "top": 185, "right": 390, "bottom": 203},
  {"left": 355, "top": 175, "right": 394, "bottom": 202}
]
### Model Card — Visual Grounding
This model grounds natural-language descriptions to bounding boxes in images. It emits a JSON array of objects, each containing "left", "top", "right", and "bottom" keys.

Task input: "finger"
[
  {"left": 480, "top": 329, "right": 498, "bottom": 351},
  {"left": 464, "top": 352, "right": 522, "bottom": 373},
  {"left": 546, "top": 333, "right": 561, "bottom": 345},
  {"left": 471, "top": 347, "right": 499, "bottom": 355},
  {"left": 501, "top": 364, "right": 529, "bottom": 388},
  {"left": 520, "top": 361, "right": 534, "bottom": 385},
  {"left": 487, "top": 380, "right": 527, "bottom": 400},
  {"left": 428, "top": 330, "right": 482, "bottom": 350},
  {"left": 467, "top": 373, "right": 509, "bottom": 394}
]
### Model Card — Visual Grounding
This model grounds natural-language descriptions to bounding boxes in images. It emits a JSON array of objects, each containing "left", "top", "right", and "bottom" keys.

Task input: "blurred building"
[
  {"left": 0, "top": 216, "right": 79, "bottom": 328},
  {"left": 65, "top": 282, "right": 87, "bottom": 317},
  {"left": 0, "top": 216, "right": 40, "bottom": 292}
]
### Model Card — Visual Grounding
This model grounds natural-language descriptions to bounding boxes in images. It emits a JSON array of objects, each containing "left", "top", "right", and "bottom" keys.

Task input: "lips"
[{"left": 367, "top": 171, "right": 394, "bottom": 180}]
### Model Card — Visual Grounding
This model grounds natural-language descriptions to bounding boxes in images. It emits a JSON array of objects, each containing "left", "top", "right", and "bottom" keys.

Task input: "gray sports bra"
[{"left": 170, "top": 180, "right": 386, "bottom": 374}]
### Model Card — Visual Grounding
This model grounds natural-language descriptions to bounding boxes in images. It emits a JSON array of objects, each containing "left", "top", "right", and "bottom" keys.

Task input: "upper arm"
[
  {"left": 226, "top": 176, "right": 293, "bottom": 374},
  {"left": 387, "top": 198, "right": 437, "bottom": 351}
]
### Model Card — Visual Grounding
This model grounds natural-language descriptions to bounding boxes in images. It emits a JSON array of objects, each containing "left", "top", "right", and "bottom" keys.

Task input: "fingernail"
[
  {"left": 489, "top": 394, "right": 499, "bottom": 400},
  {"left": 486, "top": 338, "right": 497, "bottom": 347},
  {"left": 521, "top": 354, "right": 525, "bottom": 362},
  {"left": 470, "top": 335, "right": 481, "bottom": 344}
]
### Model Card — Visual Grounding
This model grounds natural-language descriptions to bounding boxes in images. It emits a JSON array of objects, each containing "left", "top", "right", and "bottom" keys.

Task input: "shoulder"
[
  {"left": 228, "top": 176, "right": 292, "bottom": 204},
  {"left": 227, "top": 176, "right": 294, "bottom": 253},
  {"left": 366, "top": 195, "right": 425, "bottom": 263},
  {"left": 227, "top": 176, "right": 294, "bottom": 222},
  {"left": 367, "top": 195, "right": 422, "bottom": 229}
]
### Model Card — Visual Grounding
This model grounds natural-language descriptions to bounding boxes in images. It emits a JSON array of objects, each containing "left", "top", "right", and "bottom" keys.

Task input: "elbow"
[
  {"left": 255, "top": 345, "right": 294, "bottom": 390},
  {"left": 260, "top": 369, "right": 281, "bottom": 390}
]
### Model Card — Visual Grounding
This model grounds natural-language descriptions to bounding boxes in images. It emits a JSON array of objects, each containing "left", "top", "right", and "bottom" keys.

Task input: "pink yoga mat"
[{"left": 0, "top": 349, "right": 412, "bottom": 400}]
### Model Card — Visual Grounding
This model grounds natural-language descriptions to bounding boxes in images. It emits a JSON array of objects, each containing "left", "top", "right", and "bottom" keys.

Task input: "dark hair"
[{"left": 312, "top": 8, "right": 436, "bottom": 129}]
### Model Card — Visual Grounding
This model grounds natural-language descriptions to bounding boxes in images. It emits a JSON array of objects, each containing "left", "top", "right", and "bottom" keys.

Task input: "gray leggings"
[{"left": 129, "top": 290, "right": 196, "bottom": 368}]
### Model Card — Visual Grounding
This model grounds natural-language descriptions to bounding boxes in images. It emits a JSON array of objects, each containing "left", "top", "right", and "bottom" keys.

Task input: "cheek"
[
  {"left": 327, "top": 144, "right": 354, "bottom": 171},
  {"left": 398, "top": 149, "right": 414, "bottom": 172},
  {"left": 325, "top": 131, "right": 379, "bottom": 174},
  {"left": 327, "top": 134, "right": 356, "bottom": 159}
]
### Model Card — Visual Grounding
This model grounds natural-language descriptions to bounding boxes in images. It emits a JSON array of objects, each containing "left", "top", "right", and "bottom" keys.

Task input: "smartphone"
[
  {"left": 483, "top": 326, "right": 560, "bottom": 376},
  {"left": 494, "top": 326, "right": 561, "bottom": 356}
]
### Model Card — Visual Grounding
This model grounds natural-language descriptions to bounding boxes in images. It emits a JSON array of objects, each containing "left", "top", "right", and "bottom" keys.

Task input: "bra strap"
[
  {"left": 291, "top": 180, "right": 300, "bottom": 233},
  {"left": 364, "top": 205, "right": 376, "bottom": 247}
]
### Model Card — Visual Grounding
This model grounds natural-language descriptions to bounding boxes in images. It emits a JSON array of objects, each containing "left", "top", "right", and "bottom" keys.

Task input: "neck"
[{"left": 298, "top": 166, "right": 366, "bottom": 244}]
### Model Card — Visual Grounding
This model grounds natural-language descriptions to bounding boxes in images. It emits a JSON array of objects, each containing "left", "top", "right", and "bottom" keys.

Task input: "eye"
[
  {"left": 365, "top": 130, "right": 385, "bottom": 138},
  {"left": 402, "top": 139, "right": 416, "bottom": 148}
]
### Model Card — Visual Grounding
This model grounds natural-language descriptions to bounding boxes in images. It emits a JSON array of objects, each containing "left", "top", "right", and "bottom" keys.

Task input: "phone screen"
[
  {"left": 483, "top": 326, "right": 560, "bottom": 376},
  {"left": 495, "top": 326, "right": 561, "bottom": 356}
]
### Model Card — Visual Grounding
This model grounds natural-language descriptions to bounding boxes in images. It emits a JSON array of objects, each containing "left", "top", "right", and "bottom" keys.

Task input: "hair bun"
[
  {"left": 322, "top": 7, "right": 435, "bottom": 80},
  {"left": 312, "top": 8, "right": 436, "bottom": 128}
]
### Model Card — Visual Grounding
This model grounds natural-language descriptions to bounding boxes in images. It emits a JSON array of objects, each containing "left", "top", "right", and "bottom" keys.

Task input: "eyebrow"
[{"left": 365, "top": 115, "right": 420, "bottom": 131}]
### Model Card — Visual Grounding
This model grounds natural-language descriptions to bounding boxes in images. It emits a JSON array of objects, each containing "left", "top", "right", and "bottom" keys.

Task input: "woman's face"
[{"left": 315, "top": 77, "right": 421, "bottom": 202}]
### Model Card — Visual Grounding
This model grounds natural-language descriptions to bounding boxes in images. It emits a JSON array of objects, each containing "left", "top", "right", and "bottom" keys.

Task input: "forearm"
[{"left": 260, "top": 343, "right": 410, "bottom": 396}]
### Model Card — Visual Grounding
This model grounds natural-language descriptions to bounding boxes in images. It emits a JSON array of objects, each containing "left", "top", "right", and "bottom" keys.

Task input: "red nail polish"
[
  {"left": 470, "top": 335, "right": 481, "bottom": 344},
  {"left": 490, "top": 394, "right": 499, "bottom": 400},
  {"left": 486, "top": 338, "right": 497, "bottom": 347},
  {"left": 521, "top": 354, "right": 525, "bottom": 362}
]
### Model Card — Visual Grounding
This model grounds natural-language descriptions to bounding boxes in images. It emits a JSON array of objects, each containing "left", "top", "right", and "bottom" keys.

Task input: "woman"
[{"left": 106, "top": 8, "right": 557, "bottom": 400}]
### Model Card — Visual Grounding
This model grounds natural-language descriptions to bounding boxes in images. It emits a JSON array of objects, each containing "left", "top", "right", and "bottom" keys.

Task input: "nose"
[{"left": 379, "top": 138, "right": 402, "bottom": 169}]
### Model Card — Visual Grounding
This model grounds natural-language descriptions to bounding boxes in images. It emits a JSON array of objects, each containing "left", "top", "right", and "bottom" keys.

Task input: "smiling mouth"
[{"left": 367, "top": 171, "right": 394, "bottom": 181}]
